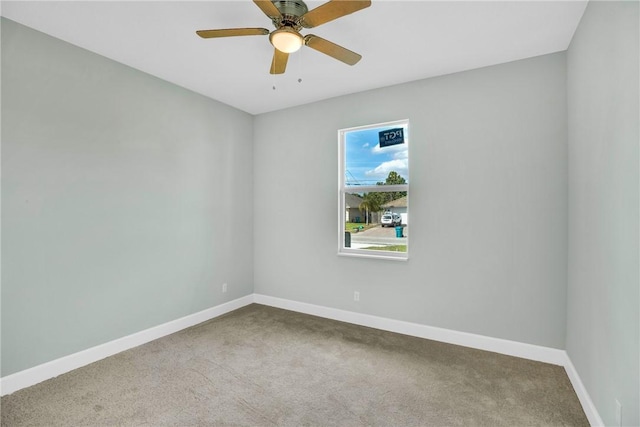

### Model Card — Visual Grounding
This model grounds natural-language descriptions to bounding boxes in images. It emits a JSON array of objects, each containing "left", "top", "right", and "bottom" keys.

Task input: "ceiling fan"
[{"left": 196, "top": 0, "right": 371, "bottom": 74}]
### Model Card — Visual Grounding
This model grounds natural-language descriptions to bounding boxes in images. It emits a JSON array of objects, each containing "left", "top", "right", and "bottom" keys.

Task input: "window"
[{"left": 338, "top": 120, "right": 409, "bottom": 260}]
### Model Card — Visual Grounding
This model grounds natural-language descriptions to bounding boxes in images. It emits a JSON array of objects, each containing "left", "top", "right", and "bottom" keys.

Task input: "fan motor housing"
[
  {"left": 272, "top": 0, "right": 308, "bottom": 29},
  {"left": 273, "top": 0, "right": 308, "bottom": 17}
]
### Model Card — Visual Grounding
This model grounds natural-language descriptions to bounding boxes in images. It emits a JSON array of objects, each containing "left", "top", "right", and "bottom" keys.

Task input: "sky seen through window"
[{"left": 345, "top": 124, "right": 409, "bottom": 186}]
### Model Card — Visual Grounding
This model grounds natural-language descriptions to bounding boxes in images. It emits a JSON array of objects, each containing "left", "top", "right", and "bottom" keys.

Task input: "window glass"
[
  {"left": 339, "top": 120, "right": 409, "bottom": 260},
  {"left": 345, "top": 125, "right": 409, "bottom": 187}
]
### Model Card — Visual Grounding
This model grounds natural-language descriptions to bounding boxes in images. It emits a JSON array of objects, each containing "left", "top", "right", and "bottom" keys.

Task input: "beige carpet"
[{"left": 1, "top": 304, "right": 588, "bottom": 426}]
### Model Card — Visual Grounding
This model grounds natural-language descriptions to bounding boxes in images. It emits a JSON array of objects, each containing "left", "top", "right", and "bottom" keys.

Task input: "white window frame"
[{"left": 338, "top": 119, "right": 409, "bottom": 261}]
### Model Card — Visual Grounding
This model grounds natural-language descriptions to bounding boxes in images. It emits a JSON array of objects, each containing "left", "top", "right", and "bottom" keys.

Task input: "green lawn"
[
  {"left": 345, "top": 222, "right": 377, "bottom": 232},
  {"left": 362, "top": 245, "right": 407, "bottom": 252}
]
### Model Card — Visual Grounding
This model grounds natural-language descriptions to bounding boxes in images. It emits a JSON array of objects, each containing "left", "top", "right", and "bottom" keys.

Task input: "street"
[{"left": 348, "top": 224, "right": 408, "bottom": 249}]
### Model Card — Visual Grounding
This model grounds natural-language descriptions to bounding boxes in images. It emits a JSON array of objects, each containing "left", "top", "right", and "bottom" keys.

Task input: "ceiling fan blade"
[
  {"left": 303, "top": 34, "right": 362, "bottom": 66},
  {"left": 270, "top": 48, "right": 289, "bottom": 74},
  {"left": 197, "top": 28, "right": 270, "bottom": 38},
  {"left": 253, "top": 0, "right": 282, "bottom": 20},
  {"left": 300, "top": 0, "right": 371, "bottom": 28}
]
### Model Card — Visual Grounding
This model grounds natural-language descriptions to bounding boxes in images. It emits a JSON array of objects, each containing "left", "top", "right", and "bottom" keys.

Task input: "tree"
[
  {"left": 384, "top": 171, "right": 407, "bottom": 186},
  {"left": 376, "top": 171, "right": 407, "bottom": 203},
  {"left": 358, "top": 192, "right": 383, "bottom": 225}
]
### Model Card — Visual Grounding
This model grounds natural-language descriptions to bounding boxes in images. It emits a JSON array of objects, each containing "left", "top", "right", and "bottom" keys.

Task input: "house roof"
[
  {"left": 345, "top": 193, "right": 364, "bottom": 209},
  {"left": 382, "top": 196, "right": 407, "bottom": 209}
]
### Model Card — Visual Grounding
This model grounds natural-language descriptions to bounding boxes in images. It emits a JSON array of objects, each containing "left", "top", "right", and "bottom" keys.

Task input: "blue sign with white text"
[{"left": 379, "top": 128, "right": 404, "bottom": 148}]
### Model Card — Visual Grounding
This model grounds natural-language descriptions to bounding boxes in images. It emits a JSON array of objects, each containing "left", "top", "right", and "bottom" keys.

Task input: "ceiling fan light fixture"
[
  {"left": 197, "top": 0, "right": 371, "bottom": 74},
  {"left": 270, "top": 27, "right": 303, "bottom": 53}
]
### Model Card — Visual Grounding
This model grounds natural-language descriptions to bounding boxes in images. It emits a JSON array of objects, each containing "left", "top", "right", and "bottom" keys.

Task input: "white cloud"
[
  {"left": 362, "top": 142, "right": 370, "bottom": 148},
  {"left": 371, "top": 143, "right": 406, "bottom": 155},
  {"left": 394, "top": 149, "right": 408, "bottom": 160},
  {"left": 365, "top": 159, "right": 408, "bottom": 179}
]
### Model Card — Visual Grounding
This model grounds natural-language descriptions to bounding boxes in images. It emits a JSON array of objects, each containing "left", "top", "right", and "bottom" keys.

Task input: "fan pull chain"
[
  {"left": 298, "top": 48, "right": 303, "bottom": 84},
  {"left": 271, "top": 51, "right": 303, "bottom": 90},
  {"left": 271, "top": 54, "right": 276, "bottom": 90}
]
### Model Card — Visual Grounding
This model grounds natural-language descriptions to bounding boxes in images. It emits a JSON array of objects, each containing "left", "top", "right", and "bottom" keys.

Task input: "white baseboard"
[
  {"left": 0, "top": 295, "right": 254, "bottom": 396},
  {"left": 254, "top": 294, "right": 567, "bottom": 365},
  {"left": 254, "top": 294, "right": 603, "bottom": 426},
  {"left": 563, "top": 356, "right": 605, "bottom": 426},
  {"left": 1, "top": 292, "right": 604, "bottom": 427}
]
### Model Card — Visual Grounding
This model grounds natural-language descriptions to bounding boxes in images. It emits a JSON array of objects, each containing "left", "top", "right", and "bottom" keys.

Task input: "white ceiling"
[{"left": 1, "top": 0, "right": 587, "bottom": 115}]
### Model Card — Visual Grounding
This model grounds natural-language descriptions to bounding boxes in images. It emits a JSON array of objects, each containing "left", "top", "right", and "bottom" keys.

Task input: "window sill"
[{"left": 337, "top": 250, "right": 408, "bottom": 261}]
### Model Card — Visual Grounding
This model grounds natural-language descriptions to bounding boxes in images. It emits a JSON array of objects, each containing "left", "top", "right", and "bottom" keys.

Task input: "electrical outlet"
[
  {"left": 222, "top": 283, "right": 228, "bottom": 293},
  {"left": 354, "top": 291, "right": 360, "bottom": 302},
  {"left": 615, "top": 399, "right": 622, "bottom": 427}
]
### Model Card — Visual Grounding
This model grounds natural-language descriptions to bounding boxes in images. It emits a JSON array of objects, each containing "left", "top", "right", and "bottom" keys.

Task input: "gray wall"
[
  {"left": 1, "top": 18, "right": 254, "bottom": 376},
  {"left": 4, "top": 9, "right": 638, "bottom": 425},
  {"left": 254, "top": 52, "right": 568, "bottom": 349},
  {"left": 566, "top": 2, "right": 640, "bottom": 426}
]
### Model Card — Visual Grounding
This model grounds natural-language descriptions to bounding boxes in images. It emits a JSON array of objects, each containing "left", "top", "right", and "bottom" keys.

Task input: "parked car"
[{"left": 381, "top": 213, "right": 401, "bottom": 227}]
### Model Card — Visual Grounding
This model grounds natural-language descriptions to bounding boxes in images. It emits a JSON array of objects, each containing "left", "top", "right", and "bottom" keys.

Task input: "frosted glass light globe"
[{"left": 270, "top": 28, "right": 303, "bottom": 53}]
